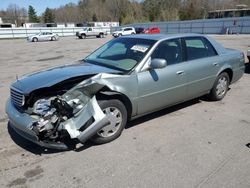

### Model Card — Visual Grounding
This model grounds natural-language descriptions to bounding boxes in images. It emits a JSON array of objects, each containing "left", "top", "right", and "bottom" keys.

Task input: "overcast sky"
[{"left": 0, "top": 0, "right": 80, "bottom": 15}]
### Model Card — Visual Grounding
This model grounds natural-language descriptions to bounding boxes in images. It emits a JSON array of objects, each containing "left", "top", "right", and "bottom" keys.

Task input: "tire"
[
  {"left": 91, "top": 99, "right": 127, "bottom": 144},
  {"left": 209, "top": 72, "right": 229, "bottom": 101},
  {"left": 99, "top": 33, "right": 104, "bottom": 38},
  {"left": 51, "top": 36, "right": 56, "bottom": 41},
  {"left": 82, "top": 34, "right": 86, "bottom": 39},
  {"left": 118, "top": 33, "right": 122, "bottom": 37},
  {"left": 33, "top": 37, "right": 38, "bottom": 42},
  {"left": 78, "top": 36, "right": 82, "bottom": 39}
]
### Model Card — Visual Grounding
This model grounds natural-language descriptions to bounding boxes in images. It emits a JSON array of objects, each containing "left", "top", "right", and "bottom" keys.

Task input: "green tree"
[
  {"left": 43, "top": 8, "right": 55, "bottom": 23},
  {"left": 28, "top": 5, "right": 39, "bottom": 22}
]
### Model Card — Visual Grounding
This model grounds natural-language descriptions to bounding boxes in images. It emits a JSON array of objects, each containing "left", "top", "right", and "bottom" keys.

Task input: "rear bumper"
[
  {"left": 5, "top": 99, "right": 69, "bottom": 150},
  {"left": 232, "top": 65, "right": 245, "bottom": 84}
]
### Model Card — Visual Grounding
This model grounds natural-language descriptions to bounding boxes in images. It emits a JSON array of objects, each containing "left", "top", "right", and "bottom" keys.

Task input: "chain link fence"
[
  {"left": 111, "top": 16, "right": 250, "bottom": 34},
  {"left": 0, "top": 27, "right": 111, "bottom": 39}
]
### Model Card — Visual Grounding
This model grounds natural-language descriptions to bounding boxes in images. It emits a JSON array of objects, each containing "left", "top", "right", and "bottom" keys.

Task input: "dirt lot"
[{"left": 0, "top": 35, "right": 250, "bottom": 188}]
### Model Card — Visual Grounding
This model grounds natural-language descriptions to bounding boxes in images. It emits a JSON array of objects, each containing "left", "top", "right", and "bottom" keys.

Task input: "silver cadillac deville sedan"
[{"left": 6, "top": 34, "right": 245, "bottom": 149}]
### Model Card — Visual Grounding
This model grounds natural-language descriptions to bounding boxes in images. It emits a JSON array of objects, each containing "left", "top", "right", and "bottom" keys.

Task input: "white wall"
[{"left": 0, "top": 27, "right": 111, "bottom": 39}]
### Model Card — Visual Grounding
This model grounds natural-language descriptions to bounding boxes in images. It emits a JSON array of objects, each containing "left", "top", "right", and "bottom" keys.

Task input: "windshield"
[{"left": 85, "top": 38, "right": 156, "bottom": 71}]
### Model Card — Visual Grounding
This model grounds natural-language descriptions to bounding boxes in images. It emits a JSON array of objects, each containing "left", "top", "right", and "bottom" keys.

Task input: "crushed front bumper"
[
  {"left": 6, "top": 99, "right": 69, "bottom": 150},
  {"left": 5, "top": 96, "right": 110, "bottom": 150}
]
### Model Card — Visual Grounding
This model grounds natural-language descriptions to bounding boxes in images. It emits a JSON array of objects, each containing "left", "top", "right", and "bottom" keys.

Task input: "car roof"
[
  {"left": 122, "top": 33, "right": 205, "bottom": 41},
  {"left": 122, "top": 27, "right": 134, "bottom": 29}
]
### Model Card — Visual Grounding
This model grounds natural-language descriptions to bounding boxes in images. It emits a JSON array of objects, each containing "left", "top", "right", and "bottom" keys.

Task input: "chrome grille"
[{"left": 10, "top": 87, "right": 25, "bottom": 107}]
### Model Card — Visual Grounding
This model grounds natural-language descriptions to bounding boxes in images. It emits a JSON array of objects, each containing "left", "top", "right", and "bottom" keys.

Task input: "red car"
[{"left": 144, "top": 27, "right": 160, "bottom": 34}]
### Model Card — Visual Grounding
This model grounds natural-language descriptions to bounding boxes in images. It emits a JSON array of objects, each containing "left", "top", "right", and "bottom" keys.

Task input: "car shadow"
[
  {"left": 126, "top": 98, "right": 201, "bottom": 129},
  {"left": 7, "top": 122, "right": 93, "bottom": 155},
  {"left": 245, "top": 63, "right": 250, "bottom": 74},
  {"left": 7, "top": 97, "right": 214, "bottom": 154},
  {"left": 75, "top": 37, "right": 106, "bottom": 40}
]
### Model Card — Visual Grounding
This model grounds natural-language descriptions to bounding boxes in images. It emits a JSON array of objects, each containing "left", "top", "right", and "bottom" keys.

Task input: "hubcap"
[
  {"left": 97, "top": 107, "right": 122, "bottom": 138},
  {"left": 216, "top": 76, "right": 228, "bottom": 97}
]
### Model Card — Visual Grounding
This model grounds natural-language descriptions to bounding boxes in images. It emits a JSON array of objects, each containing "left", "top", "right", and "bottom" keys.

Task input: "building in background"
[
  {"left": 23, "top": 21, "right": 119, "bottom": 28},
  {"left": 208, "top": 4, "right": 250, "bottom": 19}
]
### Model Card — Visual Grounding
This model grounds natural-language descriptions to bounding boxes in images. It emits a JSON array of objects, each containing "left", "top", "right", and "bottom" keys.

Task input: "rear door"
[
  {"left": 124, "top": 28, "right": 132, "bottom": 35},
  {"left": 183, "top": 37, "right": 221, "bottom": 98},
  {"left": 46, "top": 32, "right": 52, "bottom": 40}
]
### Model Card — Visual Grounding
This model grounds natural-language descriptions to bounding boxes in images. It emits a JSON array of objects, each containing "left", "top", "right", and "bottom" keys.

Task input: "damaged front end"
[{"left": 7, "top": 80, "right": 110, "bottom": 150}]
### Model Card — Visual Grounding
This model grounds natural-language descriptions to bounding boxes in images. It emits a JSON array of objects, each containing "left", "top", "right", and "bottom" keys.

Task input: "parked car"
[
  {"left": 112, "top": 27, "right": 136, "bottom": 37},
  {"left": 247, "top": 49, "right": 250, "bottom": 61},
  {"left": 135, "top": 27, "right": 145, "bottom": 34},
  {"left": 76, "top": 27, "right": 107, "bottom": 39},
  {"left": 144, "top": 26, "right": 160, "bottom": 34},
  {"left": 27, "top": 32, "right": 59, "bottom": 42},
  {"left": 6, "top": 34, "right": 245, "bottom": 150}
]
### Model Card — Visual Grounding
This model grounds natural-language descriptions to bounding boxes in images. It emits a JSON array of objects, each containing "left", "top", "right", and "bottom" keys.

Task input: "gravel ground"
[{"left": 0, "top": 35, "right": 250, "bottom": 188}]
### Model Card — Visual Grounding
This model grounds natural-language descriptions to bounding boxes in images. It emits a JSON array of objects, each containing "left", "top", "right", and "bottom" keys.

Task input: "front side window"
[
  {"left": 85, "top": 38, "right": 156, "bottom": 71},
  {"left": 184, "top": 37, "right": 217, "bottom": 60},
  {"left": 151, "top": 38, "right": 182, "bottom": 65}
]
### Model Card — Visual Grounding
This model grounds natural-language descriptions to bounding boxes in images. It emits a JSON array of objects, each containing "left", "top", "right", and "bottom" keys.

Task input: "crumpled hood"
[{"left": 12, "top": 62, "right": 121, "bottom": 94}]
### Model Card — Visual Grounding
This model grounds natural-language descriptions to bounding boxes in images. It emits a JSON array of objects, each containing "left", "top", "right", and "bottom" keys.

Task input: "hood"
[
  {"left": 113, "top": 30, "right": 122, "bottom": 34},
  {"left": 28, "top": 34, "right": 38, "bottom": 38},
  {"left": 12, "top": 62, "right": 121, "bottom": 94}
]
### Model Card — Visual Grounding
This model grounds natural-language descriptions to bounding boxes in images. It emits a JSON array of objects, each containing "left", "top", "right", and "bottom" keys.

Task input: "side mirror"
[{"left": 149, "top": 58, "right": 167, "bottom": 69}]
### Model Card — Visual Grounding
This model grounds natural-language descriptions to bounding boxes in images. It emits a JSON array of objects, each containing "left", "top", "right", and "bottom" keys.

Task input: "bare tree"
[{"left": 3, "top": 4, "right": 27, "bottom": 26}]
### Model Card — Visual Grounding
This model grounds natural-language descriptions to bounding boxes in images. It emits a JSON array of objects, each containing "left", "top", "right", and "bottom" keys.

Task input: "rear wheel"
[
  {"left": 91, "top": 99, "right": 127, "bottom": 144},
  {"left": 209, "top": 72, "right": 229, "bottom": 101},
  {"left": 51, "top": 36, "right": 56, "bottom": 41},
  {"left": 99, "top": 33, "right": 104, "bottom": 38}
]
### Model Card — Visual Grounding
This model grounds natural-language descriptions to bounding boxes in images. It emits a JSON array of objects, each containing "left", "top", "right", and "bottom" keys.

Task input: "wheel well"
[
  {"left": 96, "top": 90, "right": 132, "bottom": 120},
  {"left": 221, "top": 68, "right": 233, "bottom": 83}
]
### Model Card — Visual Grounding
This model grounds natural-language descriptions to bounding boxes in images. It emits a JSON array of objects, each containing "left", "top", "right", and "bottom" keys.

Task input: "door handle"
[
  {"left": 213, "top": 62, "right": 219, "bottom": 67},
  {"left": 176, "top": 71, "right": 184, "bottom": 75}
]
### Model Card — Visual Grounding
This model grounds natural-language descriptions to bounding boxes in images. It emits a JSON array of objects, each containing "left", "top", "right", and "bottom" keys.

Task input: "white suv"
[{"left": 112, "top": 27, "right": 136, "bottom": 37}]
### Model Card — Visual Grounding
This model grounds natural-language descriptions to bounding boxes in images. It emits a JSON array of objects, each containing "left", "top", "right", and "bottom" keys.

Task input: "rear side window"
[
  {"left": 184, "top": 37, "right": 217, "bottom": 60},
  {"left": 124, "top": 28, "right": 132, "bottom": 31}
]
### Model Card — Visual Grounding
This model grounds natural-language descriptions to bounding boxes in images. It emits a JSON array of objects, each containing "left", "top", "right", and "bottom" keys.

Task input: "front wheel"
[
  {"left": 82, "top": 34, "right": 86, "bottom": 39},
  {"left": 33, "top": 37, "right": 38, "bottom": 42},
  {"left": 99, "top": 33, "right": 104, "bottom": 38},
  {"left": 209, "top": 72, "right": 229, "bottom": 101},
  {"left": 91, "top": 99, "right": 127, "bottom": 144}
]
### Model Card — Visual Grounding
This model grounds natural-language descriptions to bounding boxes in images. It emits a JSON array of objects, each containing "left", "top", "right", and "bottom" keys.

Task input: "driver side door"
[{"left": 137, "top": 38, "right": 188, "bottom": 115}]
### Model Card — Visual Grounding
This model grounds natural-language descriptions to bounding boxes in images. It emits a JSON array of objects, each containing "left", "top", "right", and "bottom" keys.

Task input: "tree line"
[{"left": 0, "top": 0, "right": 250, "bottom": 26}]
